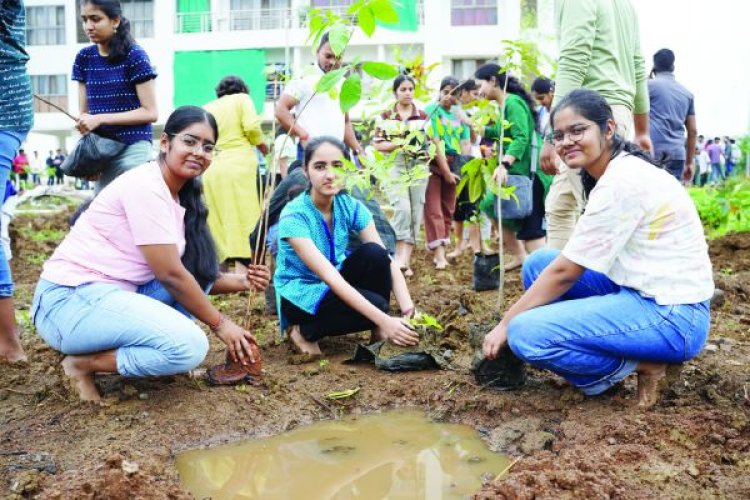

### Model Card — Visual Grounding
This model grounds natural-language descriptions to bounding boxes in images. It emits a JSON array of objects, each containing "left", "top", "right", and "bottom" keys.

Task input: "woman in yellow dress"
[{"left": 203, "top": 76, "right": 264, "bottom": 263}]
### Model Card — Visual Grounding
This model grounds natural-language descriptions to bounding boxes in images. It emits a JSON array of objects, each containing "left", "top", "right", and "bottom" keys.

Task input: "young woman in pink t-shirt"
[{"left": 32, "top": 106, "right": 269, "bottom": 402}]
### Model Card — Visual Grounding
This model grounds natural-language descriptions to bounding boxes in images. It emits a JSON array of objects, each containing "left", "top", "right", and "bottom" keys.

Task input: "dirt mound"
[{"left": 709, "top": 232, "right": 750, "bottom": 272}]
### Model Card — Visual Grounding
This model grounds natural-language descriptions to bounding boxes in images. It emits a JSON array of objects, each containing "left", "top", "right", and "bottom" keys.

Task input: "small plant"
[
  {"left": 409, "top": 312, "right": 443, "bottom": 332},
  {"left": 319, "top": 359, "right": 330, "bottom": 370}
]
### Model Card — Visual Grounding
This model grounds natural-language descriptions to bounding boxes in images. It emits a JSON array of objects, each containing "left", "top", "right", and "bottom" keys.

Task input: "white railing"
[
  {"left": 175, "top": 1, "right": 424, "bottom": 34},
  {"left": 175, "top": 8, "right": 296, "bottom": 34}
]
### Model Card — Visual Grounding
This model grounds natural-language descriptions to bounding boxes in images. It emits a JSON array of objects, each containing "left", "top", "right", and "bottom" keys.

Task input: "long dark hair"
[
  {"left": 550, "top": 88, "right": 658, "bottom": 197},
  {"left": 82, "top": 0, "right": 134, "bottom": 63},
  {"left": 161, "top": 106, "right": 220, "bottom": 289},
  {"left": 475, "top": 63, "right": 539, "bottom": 129}
]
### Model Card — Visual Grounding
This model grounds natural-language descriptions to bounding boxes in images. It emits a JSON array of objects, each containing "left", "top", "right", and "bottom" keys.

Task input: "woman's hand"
[
  {"left": 483, "top": 323, "right": 508, "bottom": 360},
  {"left": 214, "top": 319, "right": 257, "bottom": 364},
  {"left": 378, "top": 316, "right": 419, "bottom": 347},
  {"left": 443, "top": 172, "right": 460, "bottom": 185},
  {"left": 245, "top": 264, "right": 271, "bottom": 291},
  {"left": 76, "top": 113, "right": 103, "bottom": 135},
  {"left": 492, "top": 165, "right": 508, "bottom": 185}
]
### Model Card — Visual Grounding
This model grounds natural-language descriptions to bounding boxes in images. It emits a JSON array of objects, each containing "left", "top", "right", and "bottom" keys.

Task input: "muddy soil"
[{"left": 1, "top": 210, "right": 748, "bottom": 499}]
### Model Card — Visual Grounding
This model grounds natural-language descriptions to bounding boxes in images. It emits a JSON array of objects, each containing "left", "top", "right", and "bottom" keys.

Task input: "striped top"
[
  {"left": 72, "top": 44, "right": 157, "bottom": 144},
  {"left": 0, "top": 1, "right": 34, "bottom": 131}
]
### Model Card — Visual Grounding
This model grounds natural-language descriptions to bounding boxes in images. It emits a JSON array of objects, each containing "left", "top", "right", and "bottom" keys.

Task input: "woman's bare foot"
[
  {"left": 636, "top": 362, "right": 668, "bottom": 408},
  {"left": 446, "top": 246, "right": 465, "bottom": 260},
  {"left": 61, "top": 356, "right": 102, "bottom": 402},
  {"left": 503, "top": 256, "right": 525, "bottom": 272},
  {"left": 289, "top": 325, "right": 322, "bottom": 356},
  {"left": 0, "top": 338, "right": 27, "bottom": 364}
]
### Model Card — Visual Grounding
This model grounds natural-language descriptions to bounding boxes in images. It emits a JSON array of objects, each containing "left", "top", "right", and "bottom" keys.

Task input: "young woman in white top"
[{"left": 483, "top": 89, "right": 714, "bottom": 408}]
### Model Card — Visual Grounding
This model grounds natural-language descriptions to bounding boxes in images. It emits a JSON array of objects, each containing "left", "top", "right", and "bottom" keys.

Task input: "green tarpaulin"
[
  {"left": 173, "top": 49, "right": 266, "bottom": 112},
  {"left": 377, "top": 0, "right": 419, "bottom": 32},
  {"left": 176, "top": 0, "right": 210, "bottom": 33}
]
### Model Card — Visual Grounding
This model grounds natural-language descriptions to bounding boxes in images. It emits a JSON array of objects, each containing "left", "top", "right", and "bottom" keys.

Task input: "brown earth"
[{"left": 1, "top": 209, "right": 748, "bottom": 499}]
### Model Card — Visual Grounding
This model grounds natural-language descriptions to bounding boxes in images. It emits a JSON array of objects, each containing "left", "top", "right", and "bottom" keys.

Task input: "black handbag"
[{"left": 61, "top": 132, "right": 127, "bottom": 178}]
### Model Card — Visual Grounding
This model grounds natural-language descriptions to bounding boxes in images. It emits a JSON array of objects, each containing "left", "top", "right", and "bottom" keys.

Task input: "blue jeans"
[
  {"left": 662, "top": 159, "right": 685, "bottom": 181},
  {"left": 507, "top": 249, "right": 710, "bottom": 395},
  {"left": 709, "top": 162, "right": 724, "bottom": 184},
  {"left": 96, "top": 140, "right": 153, "bottom": 193},
  {"left": 0, "top": 130, "right": 29, "bottom": 298},
  {"left": 32, "top": 278, "right": 209, "bottom": 377}
]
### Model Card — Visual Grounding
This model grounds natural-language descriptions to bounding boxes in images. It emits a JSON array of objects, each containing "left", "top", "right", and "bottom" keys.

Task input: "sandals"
[{"left": 207, "top": 344, "right": 263, "bottom": 386}]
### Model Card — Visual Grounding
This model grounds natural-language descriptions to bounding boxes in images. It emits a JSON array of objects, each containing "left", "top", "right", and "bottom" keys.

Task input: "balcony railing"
[
  {"left": 175, "top": 2, "right": 424, "bottom": 34},
  {"left": 176, "top": 8, "right": 296, "bottom": 33}
]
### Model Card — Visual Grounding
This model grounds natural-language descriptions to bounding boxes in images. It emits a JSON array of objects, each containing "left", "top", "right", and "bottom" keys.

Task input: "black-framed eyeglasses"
[
  {"left": 550, "top": 125, "right": 590, "bottom": 145},
  {"left": 168, "top": 133, "right": 219, "bottom": 156}
]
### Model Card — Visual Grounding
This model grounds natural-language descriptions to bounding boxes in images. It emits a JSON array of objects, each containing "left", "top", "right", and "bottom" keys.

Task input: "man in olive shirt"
[{"left": 541, "top": 0, "right": 652, "bottom": 249}]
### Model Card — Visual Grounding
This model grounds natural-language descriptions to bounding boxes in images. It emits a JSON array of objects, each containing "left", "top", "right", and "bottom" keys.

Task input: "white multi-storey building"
[{"left": 24, "top": 0, "right": 539, "bottom": 153}]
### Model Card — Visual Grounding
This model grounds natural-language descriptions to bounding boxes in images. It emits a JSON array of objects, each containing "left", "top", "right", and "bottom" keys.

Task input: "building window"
[
  {"left": 30, "top": 75, "right": 68, "bottom": 113},
  {"left": 230, "top": 0, "right": 292, "bottom": 31},
  {"left": 265, "top": 64, "right": 289, "bottom": 101},
  {"left": 521, "top": 0, "right": 538, "bottom": 29},
  {"left": 451, "top": 0, "right": 497, "bottom": 26},
  {"left": 121, "top": 0, "right": 154, "bottom": 39},
  {"left": 452, "top": 58, "right": 489, "bottom": 80},
  {"left": 25, "top": 6, "right": 66, "bottom": 46}
]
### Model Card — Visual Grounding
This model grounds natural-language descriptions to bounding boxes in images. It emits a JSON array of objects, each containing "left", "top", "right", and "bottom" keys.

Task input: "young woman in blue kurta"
[{"left": 274, "top": 137, "right": 418, "bottom": 355}]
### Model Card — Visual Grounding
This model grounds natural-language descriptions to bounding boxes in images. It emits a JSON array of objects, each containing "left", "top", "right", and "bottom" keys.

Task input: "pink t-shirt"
[{"left": 42, "top": 162, "right": 186, "bottom": 291}]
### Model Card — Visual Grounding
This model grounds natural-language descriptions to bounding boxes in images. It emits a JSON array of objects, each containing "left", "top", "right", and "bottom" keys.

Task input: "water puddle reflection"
[{"left": 176, "top": 411, "right": 509, "bottom": 499}]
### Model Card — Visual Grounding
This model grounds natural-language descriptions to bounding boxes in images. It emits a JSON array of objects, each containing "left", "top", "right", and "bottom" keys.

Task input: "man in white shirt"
[{"left": 275, "top": 32, "right": 363, "bottom": 159}]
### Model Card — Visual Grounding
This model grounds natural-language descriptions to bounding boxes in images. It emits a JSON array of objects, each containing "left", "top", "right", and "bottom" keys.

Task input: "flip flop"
[{"left": 207, "top": 344, "right": 263, "bottom": 386}]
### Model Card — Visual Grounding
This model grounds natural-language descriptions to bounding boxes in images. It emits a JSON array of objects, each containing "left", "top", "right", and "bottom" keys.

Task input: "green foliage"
[
  {"left": 409, "top": 312, "right": 443, "bottom": 331},
  {"left": 315, "top": 67, "right": 346, "bottom": 93},
  {"left": 340, "top": 73, "right": 362, "bottom": 113},
  {"left": 361, "top": 61, "right": 399, "bottom": 80},
  {"left": 688, "top": 177, "right": 750, "bottom": 238}
]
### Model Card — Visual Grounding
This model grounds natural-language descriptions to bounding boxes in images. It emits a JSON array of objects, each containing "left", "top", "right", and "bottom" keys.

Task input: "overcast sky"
[{"left": 630, "top": 0, "right": 749, "bottom": 137}]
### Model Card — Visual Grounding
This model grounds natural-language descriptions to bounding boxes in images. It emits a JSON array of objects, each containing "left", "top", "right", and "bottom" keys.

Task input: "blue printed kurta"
[{"left": 274, "top": 191, "right": 372, "bottom": 315}]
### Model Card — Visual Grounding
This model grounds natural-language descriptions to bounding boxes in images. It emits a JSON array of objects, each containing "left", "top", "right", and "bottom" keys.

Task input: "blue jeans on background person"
[
  {"left": 662, "top": 159, "right": 685, "bottom": 181},
  {"left": 95, "top": 140, "right": 153, "bottom": 193},
  {"left": 506, "top": 249, "right": 710, "bottom": 396},
  {"left": 0, "top": 130, "right": 29, "bottom": 298},
  {"left": 709, "top": 162, "right": 724, "bottom": 184},
  {"left": 32, "top": 278, "right": 209, "bottom": 378}
]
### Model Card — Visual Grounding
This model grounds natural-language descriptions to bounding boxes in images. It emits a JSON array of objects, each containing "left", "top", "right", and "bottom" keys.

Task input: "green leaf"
[
  {"left": 340, "top": 73, "right": 362, "bottom": 113},
  {"left": 371, "top": 0, "right": 399, "bottom": 24},
  {"left": 451, "top": 137, "right": 461, "bottom": 152},
  {"left": 460, "top": 157, "right": 482, "bottom": 176},
  {"left": 315, "top": 67, "right": 346, "bottom": 93},
  {"left": 361, "top": 61, "right": 399, "bottom": 80},
  {"left": 328, "top": 23, "right": 350, "bottom": 57},
  {"left": 456, "top": 175, "right": 469, "bottom": 196},
  {"left": 469, "top": 172, "right": 483, "bottom": 202},
  {"left": 357, "top": 6, "right": 376, "bottom": 36}
]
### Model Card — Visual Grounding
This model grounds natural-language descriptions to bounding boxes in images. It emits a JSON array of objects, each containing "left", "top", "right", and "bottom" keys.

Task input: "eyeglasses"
[
  {"left": 169, "top": 133, "right": 219, "bottom": 156},
  {"left": 550, "top": 125, "right": 590, "bottom": 145}
]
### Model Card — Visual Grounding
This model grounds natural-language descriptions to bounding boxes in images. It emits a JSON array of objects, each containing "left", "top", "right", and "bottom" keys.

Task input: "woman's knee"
[
  {"left": 521, "top": 248, "right": 561, "bottom": 289},
  {"left": 506, "top": 312, "right": 553, "bottom": 363},
  {"left": 164, "top": 325, "right": 209, "bottom": 372},
  {"left": 357, "top": 242, "right": 389, "bottom": 264}
]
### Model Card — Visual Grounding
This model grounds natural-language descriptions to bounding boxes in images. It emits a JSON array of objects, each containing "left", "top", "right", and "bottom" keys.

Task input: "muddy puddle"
[{"left": 175, "top": 411, "right": 510, "bottom": 499}]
